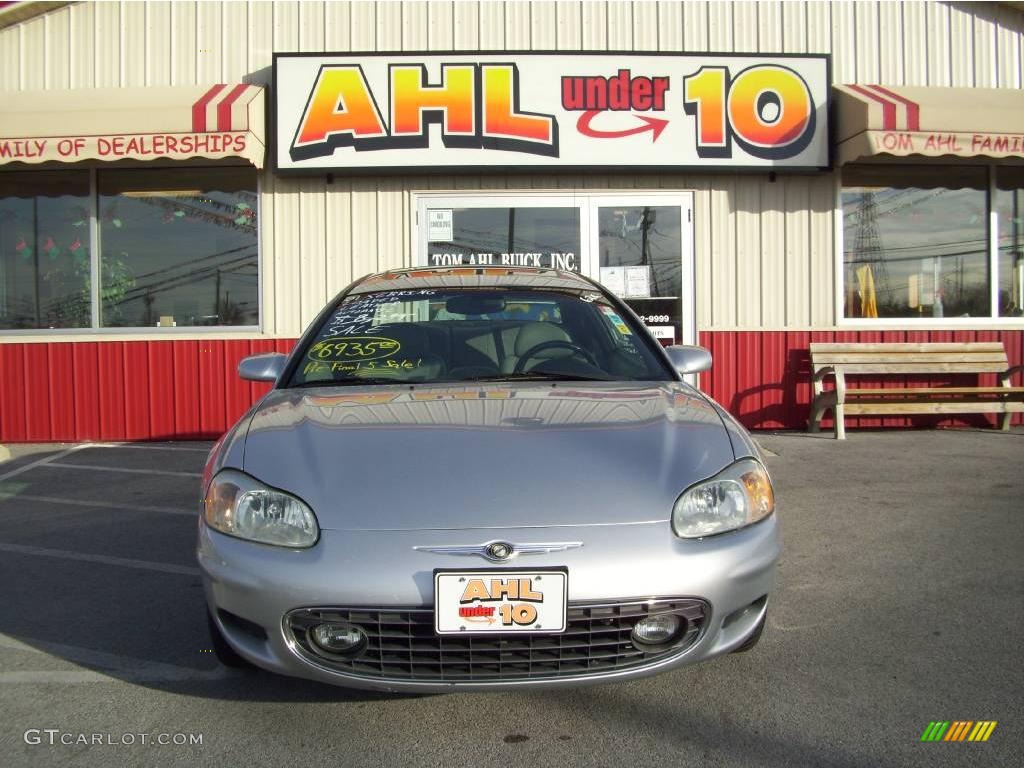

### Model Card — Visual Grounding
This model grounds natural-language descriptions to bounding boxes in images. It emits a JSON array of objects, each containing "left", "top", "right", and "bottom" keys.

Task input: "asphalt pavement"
[{"left": 0, "top": 428, "right": 1021, "bottom": 767}]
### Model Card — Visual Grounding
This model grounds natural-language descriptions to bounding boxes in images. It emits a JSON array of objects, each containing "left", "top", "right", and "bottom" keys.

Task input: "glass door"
[
  {"left": 590, "top": 195, "right": 693, "bottom": 347},
  {"left": 415, "top": 192, "right": 693, "bottom": 346}
]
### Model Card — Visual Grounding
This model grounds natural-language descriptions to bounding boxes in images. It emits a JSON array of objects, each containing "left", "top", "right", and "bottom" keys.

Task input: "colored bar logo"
[{"left": 920, "top": 721, "right": 997, "bottom": 742}]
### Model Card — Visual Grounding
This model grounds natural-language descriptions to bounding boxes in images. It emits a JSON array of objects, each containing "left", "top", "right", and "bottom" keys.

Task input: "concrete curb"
[{"left": 0, "top": 445, "right": 10, "bottom": 464}]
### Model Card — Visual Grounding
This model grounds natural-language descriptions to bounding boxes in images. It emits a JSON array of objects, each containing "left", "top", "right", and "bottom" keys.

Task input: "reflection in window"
[
  {"left": 598, "top": 206, "right": 681, "bottom": 299},
  {"left": 996, "top": 167, "right": 1024, "bottom": 317},
  {"left": 98, "top": 168, "right": 258, "bottom": 327},
  {"left": 425, "top": 207, "right": 580, "bottom": 271},
  {"left": 0, "top": 171, "right": 91, "bottom": 329},
  {"left": 841, "top": 166, "right": 989, "bottom": 319},
  {"left": 598, "top": 206, "right": 682, "bottom": 345}
]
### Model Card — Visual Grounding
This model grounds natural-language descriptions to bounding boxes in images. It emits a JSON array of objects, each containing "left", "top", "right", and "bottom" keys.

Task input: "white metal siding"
[{"left": 1, "top": 1, "right": 1022, "bottom": 337}]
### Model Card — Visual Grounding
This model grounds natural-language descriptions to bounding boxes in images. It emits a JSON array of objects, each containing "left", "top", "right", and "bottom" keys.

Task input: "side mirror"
[
  {"left": 238, "top": 353, "right": 287, "bottom": 382},
  {"left": 664, "top": 345, "right": 712, "bottom": 375}
]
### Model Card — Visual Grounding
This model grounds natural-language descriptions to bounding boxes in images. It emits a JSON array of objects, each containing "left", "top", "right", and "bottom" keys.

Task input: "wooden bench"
[{"left": 808, "top": 342, "right": 1024, "bottom": 439}]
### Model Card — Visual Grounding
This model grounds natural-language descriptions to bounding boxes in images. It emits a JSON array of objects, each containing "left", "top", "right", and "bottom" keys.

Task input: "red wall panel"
[
  {"left": 147, "top": 342, "right": 176, "bottom": 439},
  {"left": 122, "top": 343, "right": 151, "bottom": 440},
  {"left": 0, "top": 345, "right": 27, "bottom": 441},
  {"left": 0, "top": 331, "right": 1020, "bottom": 442},
  {"left": 23, "top": 344, "right": 51, "bottom": 440},
  {"left": 72, "top": 343, "right": 101, "bottom": 441},
  {"left": 223, "top": 340, "right": 255, "bottom": 424},
  {"left": 198, "top": 341, "right": 228, "bottom": 437},
  {"left": 97, "top": 342, "right": 126, "bottom": 441},
  {"left": 173, "top": 341, "right": 201, "bottom": 438},
  {"left": 47, "top": 343, "right": 76, "bottom": 441}
]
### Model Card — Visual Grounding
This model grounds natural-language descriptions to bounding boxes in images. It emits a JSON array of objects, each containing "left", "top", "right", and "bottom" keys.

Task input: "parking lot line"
[
  {"left": 0, "top": 669, "right": 236, "bottom": 683},
  {"left": 6, "top": 494, "right": 196, "bottom": 517},
  {"left": 0, "top": 444, "right": 89, "bottom": 483},
  {"left": 0, "top": 633, "right": 234, "bottom": 684},
  {"left": 39, "top": 463, "right": 202, "bottom": 478},
  {"left": 79, "top": 442, "right": 212, "bottom": 453},
  {"left": 0, "top": 542, "right": 200, "bottom": 576}
]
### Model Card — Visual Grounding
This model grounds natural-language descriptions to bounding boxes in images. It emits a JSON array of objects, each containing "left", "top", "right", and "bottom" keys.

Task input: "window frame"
[
  {"left": 835, "top": 163, "right": 1024, "bottom": 328},
  {"left": 0, "top": 165, "right": 261, "bottom": 336}
]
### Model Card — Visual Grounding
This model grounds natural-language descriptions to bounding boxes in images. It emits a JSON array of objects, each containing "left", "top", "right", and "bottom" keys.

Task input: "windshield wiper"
[
  {"left": 287, "top": 377, "right": 413, "bottom": 389},
  {"left": 289, "top": 372, "right": 614, "bottom": 388},
  {"left": 455, "top": 372, "right": 613, "bottom": 383}
]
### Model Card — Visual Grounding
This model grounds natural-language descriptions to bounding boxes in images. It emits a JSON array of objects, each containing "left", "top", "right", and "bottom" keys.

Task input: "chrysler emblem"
[
  {"left": 413, "top": 541, "right": 583, "bottom": 561},
  {"left": 485, "top": 542, "right": 513, "bottom": 561}
]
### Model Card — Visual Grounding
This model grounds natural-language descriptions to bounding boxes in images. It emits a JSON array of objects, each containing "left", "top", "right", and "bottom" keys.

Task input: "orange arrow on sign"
[{"left": 576, "top": 110, "right": 670, "bottom": 141}]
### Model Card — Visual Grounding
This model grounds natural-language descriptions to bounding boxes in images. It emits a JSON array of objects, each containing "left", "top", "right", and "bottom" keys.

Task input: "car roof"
[{"left": 348, "top": 266, "right": 599, "bottom": 295}]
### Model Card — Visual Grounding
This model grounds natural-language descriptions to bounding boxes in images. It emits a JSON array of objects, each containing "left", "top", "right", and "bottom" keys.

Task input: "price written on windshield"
[{"left": 307, "top": 336, "right": 401, "bottom": 362}]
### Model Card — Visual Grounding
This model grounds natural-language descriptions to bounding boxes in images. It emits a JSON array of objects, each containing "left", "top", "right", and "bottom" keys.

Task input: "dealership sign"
[{"left": 273, "top": 52, "right": 830, "bottom": 172}]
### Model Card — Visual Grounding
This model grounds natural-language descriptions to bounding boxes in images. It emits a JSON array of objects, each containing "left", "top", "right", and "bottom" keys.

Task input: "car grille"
[{"left": 284, "top": 599, "right": 707, "bottom": 682}]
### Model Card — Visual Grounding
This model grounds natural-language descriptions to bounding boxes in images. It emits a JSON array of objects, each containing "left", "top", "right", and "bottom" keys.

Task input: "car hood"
[{"left": 240, "top": 382, "right": 736, "bottom": 530}]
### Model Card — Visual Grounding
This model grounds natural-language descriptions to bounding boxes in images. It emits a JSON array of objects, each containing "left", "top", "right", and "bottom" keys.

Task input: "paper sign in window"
[
  {"left": 427, "top": 209, "right": 454, "bottom": 242},
  {"left": 625, "top": 266, "right": 652, "bottom": 298},
  {"left": 599, "top": 266, "right": 626, "bottom": 297}
]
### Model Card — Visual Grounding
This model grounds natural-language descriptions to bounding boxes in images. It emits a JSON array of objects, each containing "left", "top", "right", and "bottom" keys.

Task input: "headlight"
[
  {"left": 204, "top": 469, "right": 319, "bottom": 548},
  {"left": 672, "top": 458, "right": 775, "bottom": 539}
]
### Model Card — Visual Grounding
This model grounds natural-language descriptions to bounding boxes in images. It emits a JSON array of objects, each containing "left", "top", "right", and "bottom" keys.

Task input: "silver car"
[{"left": 198, "top": 266, "right": 779, "bottom": 692}]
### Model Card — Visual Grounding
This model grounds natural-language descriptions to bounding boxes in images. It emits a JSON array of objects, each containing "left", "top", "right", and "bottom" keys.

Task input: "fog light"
[
  {"left": 311, "top": 623, "right": 365, "bottom": 655},
  {"left": 632, "top": 614, "right": 684, "bottom": 646}
]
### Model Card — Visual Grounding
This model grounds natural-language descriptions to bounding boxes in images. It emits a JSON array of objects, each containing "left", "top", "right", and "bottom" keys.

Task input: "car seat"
[{"left": 500, "top": 321, "right": 574, "bottom": 373}]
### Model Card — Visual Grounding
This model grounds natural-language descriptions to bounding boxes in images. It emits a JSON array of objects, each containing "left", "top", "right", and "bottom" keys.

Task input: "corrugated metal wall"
[
  {"left": 3, "top": 1, "right": 1023, "bottom": 337},
  {"left": 0, "top": 338, "right": 289, "bottom": 441},
  {"left": 1, "top": 329, "right": 1020, "bottom": 441}
]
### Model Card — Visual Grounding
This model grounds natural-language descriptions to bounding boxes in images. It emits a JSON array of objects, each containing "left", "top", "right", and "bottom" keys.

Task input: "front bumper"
[{"left": 197, "top": 517, "right": 780, "bottom": 692}]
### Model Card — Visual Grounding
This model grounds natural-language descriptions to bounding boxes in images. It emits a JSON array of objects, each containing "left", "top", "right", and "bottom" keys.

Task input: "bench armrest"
[
  {"left": 812, "top": 365, "right": 847, "bottom": 405},
  {"left": 1000, "top": 365, "right": 1024, "bottom": 387},
  {"left": 811, "top": 365, "right": 835, "bottom": 396}
]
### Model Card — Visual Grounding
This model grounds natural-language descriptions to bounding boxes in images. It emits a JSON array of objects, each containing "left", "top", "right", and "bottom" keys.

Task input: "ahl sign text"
[{"left": 273, "top": 52, "right": 830, "bottom": 172}]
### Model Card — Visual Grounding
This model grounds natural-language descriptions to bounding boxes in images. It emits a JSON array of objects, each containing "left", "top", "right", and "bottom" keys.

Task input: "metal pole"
[
  {"left": 1014, "top": 191, "right": 1022, "bottom": 312},
  {"left": 32, "top": 196, "right": 40, "bottom": 327},
  {"left": 89, "top": 168, "right": 100, "bottom": 328}
]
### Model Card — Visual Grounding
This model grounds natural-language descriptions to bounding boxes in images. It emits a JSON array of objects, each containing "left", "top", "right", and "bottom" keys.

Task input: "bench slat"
[
  {"left": 813, "top": 353, "right": 1008, "bottom": 364},
  {"left": 814, "top": 362, "right": 1009, "bottom": 374},
  {"left": 844, "top": 402, "right": 1024, "bottom": 415},
  {"left": 843, "top": 387, "right": 1024, "bottom": 395},
  {"left": 810, "top": 342, "right": 1005, "bottom": 354}
]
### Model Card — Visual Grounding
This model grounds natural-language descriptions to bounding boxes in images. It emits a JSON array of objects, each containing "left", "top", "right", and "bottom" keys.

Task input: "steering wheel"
[{"left": 513, "top": 340, "right": 599, "bottom": 374}]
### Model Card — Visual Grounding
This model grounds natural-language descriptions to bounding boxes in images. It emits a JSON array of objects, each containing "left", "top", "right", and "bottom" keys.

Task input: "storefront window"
[
  {"left": 995, "top": 167, "right": 1024, "bottom": 318},
  {"left": 0, "top": 167, "right": 258, "bottom": 331},
  {"left": 98, "top": 168, "right": 258, "bottom": 327},
  {"left": 841, "top": 166, "right": 990, "bottom": 319},
  {"left": 0, "top": 171, "right": 91, "bottom": 329},
  {"left": 425, "top": 207, "right": 581, "bottom": 272}
]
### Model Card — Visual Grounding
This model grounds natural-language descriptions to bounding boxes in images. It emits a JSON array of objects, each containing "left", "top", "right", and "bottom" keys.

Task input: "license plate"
[{"left": 433, "top": 569, "right": 568, "bottom": 634}]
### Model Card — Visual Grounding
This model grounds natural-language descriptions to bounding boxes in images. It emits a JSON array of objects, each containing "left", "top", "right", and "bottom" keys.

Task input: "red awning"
[
  {"left": 0, "top": 84, "right": 266, "bottom": 167},
  {"left": 834, "top": 84, "right": 1024, "bottom": 164}
]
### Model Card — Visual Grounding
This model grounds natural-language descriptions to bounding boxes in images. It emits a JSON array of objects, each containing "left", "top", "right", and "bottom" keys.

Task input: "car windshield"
[{"left": 286, "top": 286, "right": 673, "bottom": 387}]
